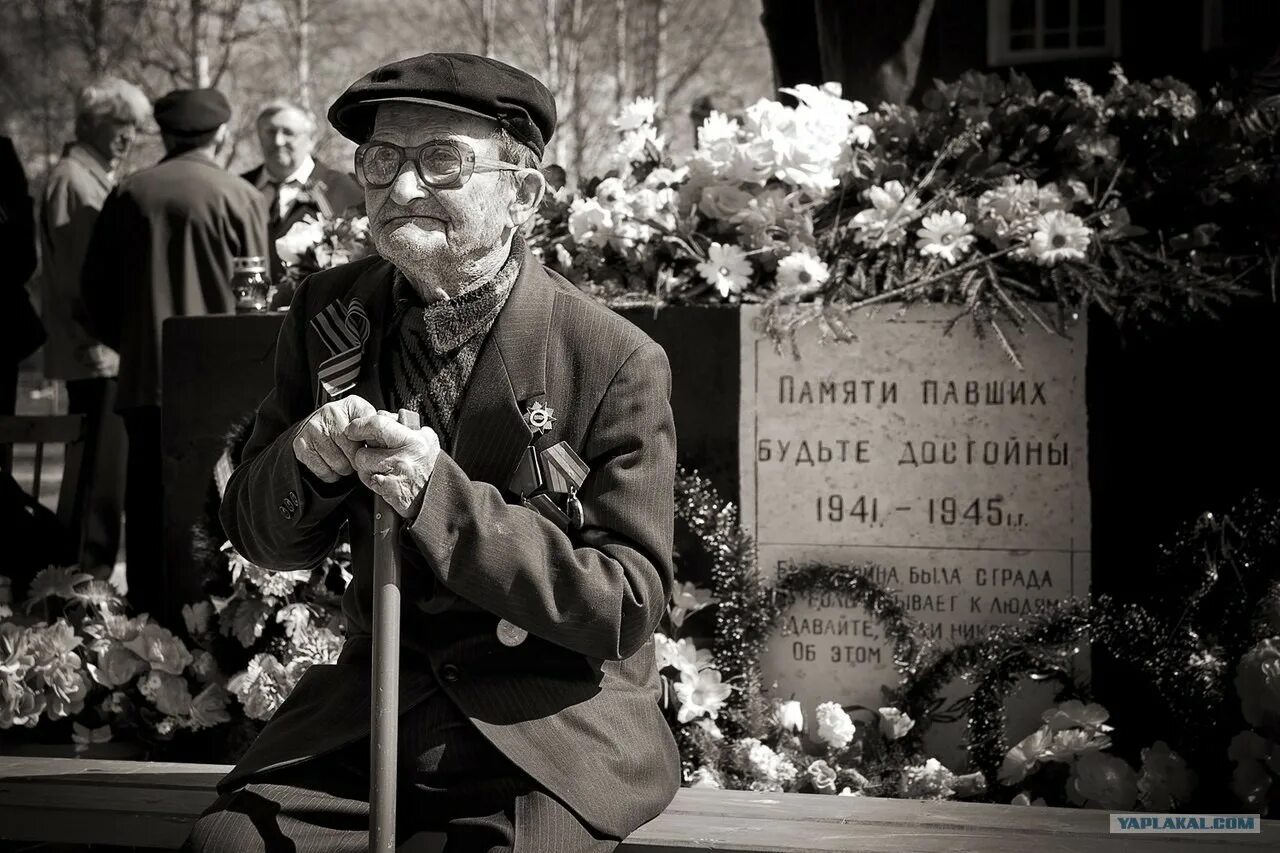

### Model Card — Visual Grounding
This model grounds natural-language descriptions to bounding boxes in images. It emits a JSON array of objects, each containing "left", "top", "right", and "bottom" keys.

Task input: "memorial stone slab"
[{"left": 739, "top": 304, "right": 1089, "bottom": 762}]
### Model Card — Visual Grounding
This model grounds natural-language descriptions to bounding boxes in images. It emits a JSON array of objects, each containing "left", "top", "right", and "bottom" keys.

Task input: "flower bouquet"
[
  {"left": 273, "top": 214, "right": 373, "bottom": 306},
  {"left": 0, "top": 567, "right": 229, "bottom": 755}
]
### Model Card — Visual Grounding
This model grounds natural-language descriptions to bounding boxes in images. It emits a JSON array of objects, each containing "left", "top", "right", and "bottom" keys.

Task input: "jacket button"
[{"left": 440, "top": 664, "right": 461, "bottom": 684}]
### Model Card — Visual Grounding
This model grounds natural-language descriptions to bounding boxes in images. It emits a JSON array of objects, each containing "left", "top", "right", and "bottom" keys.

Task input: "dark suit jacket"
[
  {"left": 218, "top": 244, "right": 681, "bottom": 838},
  {"left": 80, "top": 149, "right": 269, "bottom": 410},
  {"left": 242, "top": 160, "right": 363, "bottom": 285}
]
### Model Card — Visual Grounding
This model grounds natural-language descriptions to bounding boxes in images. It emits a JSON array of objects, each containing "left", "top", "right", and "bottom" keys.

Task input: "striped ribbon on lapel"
[{"left": 311, "top": 298, "right": 369, "bottom": 398}]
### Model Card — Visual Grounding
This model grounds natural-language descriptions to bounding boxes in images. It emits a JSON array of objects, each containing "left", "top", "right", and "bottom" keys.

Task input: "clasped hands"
[{"left": 292, "top": 395, "right": 440, "bottom": 518}]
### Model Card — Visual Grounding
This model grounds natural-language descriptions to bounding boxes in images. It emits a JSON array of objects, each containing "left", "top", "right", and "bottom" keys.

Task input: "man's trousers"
[{"left": 186, "top": 683, "right": 619, "bottom": 853}]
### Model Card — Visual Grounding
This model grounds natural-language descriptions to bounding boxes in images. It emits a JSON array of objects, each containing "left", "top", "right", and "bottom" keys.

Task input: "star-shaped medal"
[{"left": 524, "top": 400, "right": 556, "bottom": 436}]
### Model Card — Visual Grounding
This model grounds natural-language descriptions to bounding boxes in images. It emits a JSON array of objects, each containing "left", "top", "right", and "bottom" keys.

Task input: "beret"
[
  {"left": 154, "top": 88, "right": 231, "bottom": 136},
  {"left": 328, "top": 53, "right": 557, "bottom": 157}
]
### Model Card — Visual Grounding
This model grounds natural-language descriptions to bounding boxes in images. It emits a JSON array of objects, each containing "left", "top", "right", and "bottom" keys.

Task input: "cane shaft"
[{"left": 370, "top": 408, "right": 419, "bottom": 851}]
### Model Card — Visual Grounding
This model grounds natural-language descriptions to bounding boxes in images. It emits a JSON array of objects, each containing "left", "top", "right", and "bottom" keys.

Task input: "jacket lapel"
[
  {"left": 338, "top": 260, "right": 395, "bottom": 412},
  {"left": 450, "top": 244, "right": 553, "bottom": 491}
]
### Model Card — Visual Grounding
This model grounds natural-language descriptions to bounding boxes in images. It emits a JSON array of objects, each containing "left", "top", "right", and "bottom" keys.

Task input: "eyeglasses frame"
[{"left": 354, "top": 139, "right": 524, "bottom": 190}]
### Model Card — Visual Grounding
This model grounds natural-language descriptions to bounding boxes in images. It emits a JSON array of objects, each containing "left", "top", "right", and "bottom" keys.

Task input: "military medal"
[
  {"left": 523, "top": 400, "right": 556, "bottom": 436},
  {"left": 496, "top": 618, "right": 529, "bottom": 647}
]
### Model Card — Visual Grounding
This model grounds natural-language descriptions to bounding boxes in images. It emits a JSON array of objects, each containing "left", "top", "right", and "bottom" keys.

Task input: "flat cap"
[
  {"left": 153, "top": 88, "right": 231, "bottom": 136},
  {"left": 328, "top": 53, "right": 556, "bottom": 157}
]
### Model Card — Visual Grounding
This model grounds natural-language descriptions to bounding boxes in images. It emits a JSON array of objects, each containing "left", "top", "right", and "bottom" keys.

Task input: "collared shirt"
[{"left": 270, "top": 155, "right": 315, "bottom": 219}]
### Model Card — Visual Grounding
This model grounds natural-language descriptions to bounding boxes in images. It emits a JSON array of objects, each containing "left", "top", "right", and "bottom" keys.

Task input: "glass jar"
[{"left": 231, "top": 256, "right": 273, "bottom": 313}]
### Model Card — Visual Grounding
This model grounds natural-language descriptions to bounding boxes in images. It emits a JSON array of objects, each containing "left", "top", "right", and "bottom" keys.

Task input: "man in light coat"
[{"left": 40, "top": 76, "right": 149, "bottom": 574}]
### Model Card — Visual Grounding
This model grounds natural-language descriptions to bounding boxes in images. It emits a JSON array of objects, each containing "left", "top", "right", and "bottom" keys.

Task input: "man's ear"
[{"left": 508, "top": 168, "right": 546, "bottom": 229}]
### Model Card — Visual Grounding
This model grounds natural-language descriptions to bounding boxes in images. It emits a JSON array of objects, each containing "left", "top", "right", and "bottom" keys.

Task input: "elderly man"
[
  {"left": 242, "top": 100, "right": 362, "bottom": 293},
  {"left": 40, "top": 76, "right": 149, "bottom": 574},
  {"left": 80, "top": 88, "right": 268, "bottom": 622},
  {"left": 190, "top": 54, "right": 678, "bottom": 851}
]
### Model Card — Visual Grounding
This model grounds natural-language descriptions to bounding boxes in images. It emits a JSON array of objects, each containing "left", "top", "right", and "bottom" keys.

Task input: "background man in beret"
[
  {"left": 191, "top": 53, "right": 679, "bottom": 851},
  {"left": 242, "top": 100, "right": 362, "bottom": 298},
  {"left": 80, "top": 87, "right": 269, "bottom": 622}
]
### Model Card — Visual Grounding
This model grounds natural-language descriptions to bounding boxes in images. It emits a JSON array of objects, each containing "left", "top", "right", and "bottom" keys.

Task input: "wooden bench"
[{"left": 1, "top": 758, "right": 1276, "bottom": 852}]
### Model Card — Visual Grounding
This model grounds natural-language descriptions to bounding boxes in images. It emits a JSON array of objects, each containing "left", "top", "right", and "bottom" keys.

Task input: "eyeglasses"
[{"left": 354, "top": 139, "right": 523, "bottom": 190}]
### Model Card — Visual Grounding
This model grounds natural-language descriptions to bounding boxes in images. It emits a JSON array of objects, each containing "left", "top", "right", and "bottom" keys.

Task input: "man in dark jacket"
[
  {"left": 189, "top": 54, "right": 679, "bottom": 851},
  {"left": 242, "top": 100, "right": 362, "bottom": 297},
  {"left": 81, "top": 88, "right": 269, "bottom": 621}
]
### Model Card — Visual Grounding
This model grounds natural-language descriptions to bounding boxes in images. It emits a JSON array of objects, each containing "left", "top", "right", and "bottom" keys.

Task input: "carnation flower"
[
  {"left": 808, "top": 759, "right": 838, "bottom": 794},
  {"left": 695, "top": 243, "right": 752, "bottom": 299},
  {"left": 900, "top": 758, "right": 957, "bottom": 799},
  {"left": 139, "top": 671, "right": 193, "bottom": 716},
  {"left": 614, "top": 96, "right": 657, "bottom": 131},
  {"left": 878, "top": 707, "right": 915, "bottom": 740},
  {"left": 88, "top": 643, "right": 147, "bottom": 688},
  {"left": 852, "top": 180, "right": 919, "bottom": 246},
  {"left": 286, "top": 625, "right": 344, "bottom": 679},
  {"left": 672, "top": 668, "right": 733, "bottom": 723},
  {"left": 1027, "top": 211, "right": 1092, "bottom": 266},
  {"left": 124, "top": 623, "right": 193, "bottom": 675},
  {"left": 698, "top": 183, "right": 754, "bottom": 221},
  {"left": 275, "top": 217, "right": 324, "bottom": 265},
  {"left": 999, "top": 726, "right": 1053, "bottom": 785},
  {"left": 734, "top": 737, "right": 797, "bottom": 786},
  {"left": 915, "top": 211, "right": 975, "bottom": 264},
  {"left": 188, "top": 684, "right": 232, "bottom": 730},
  {"left": 776, "top": 251, "right": 830, "bottom": 296},
  {"left": 688, "top": 766, "right": 723, "bottom": 788},
  {"left": 567, "top": 198, "right": 613, "bottom": 246},
  {"left": 815, "top": 701, "right": 856, "bottom": 750},
  {"left": 697, "top": 110, "right": 741, "bottom": 148},
  {"left": 1043, "top": 700, "right": 1113, "bottom": 733},
  {"left": 616, "top": 126, "right": 666, "bottom": 165},
  {"left": 1045, "top": 727, "right": 1112, "bottom": 761},
  {"left": 229, "top": 653, "right": 295, "bottom": 721},
  {"left": 776, "top": 699, "right": 805, "bottom": 734},
  {"left": 1235, "top": 638, "right": 1280, "bottom": 731},
  {"left": 1138, "top": 741, "right": 1197, "bottom": 811},
  {"left": 275, "top": 603, "right": 313, "bottom": 639},
  {"left": 1066, "top": 751, "right": 1138, "bottom": 810},
  {"left": 243, "top": 564, "right": 311, "bottom": 598}
]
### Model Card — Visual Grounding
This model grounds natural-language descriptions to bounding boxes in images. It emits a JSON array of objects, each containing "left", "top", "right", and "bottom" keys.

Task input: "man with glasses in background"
[
  {"left": 242, "top": 100, "right": 362, "bottom": 299},
  {"left": 190, "top": 53, "right": 679, "bottom": 852}
]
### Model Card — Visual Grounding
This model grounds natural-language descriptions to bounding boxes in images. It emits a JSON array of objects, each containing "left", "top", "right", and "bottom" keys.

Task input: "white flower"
[
  {"left": 694, "top": 717, "right": 723, "bottom": 739},
  {"left": 696, "top": 242, "right": 752, "bottom": 299},
  {"left": 697, "top": 110, "right": 741, "bottom": 147},
  {"left": 916, "top": 212, "right": 975, "bottom": 264},
  {"left": 852, "top": 181, "right": 919, "bottom": 246},
  {"left": 1042, "top": 700, "right": 1113, "bottom": 733},
  {"left": 672, "top": 668, "right": 733, "bottom": 723},
  {"left": 275, "top": 216, "right": 324, "bottom": 265},
  {"left": 688, "top": 766, "right": 722, "bottom": 788},
  {"left": 776, "top": 251, "right": 830, "bottom": 294},
  {"left": 616, "top": 126, "right": 665, "bottom": 165},
  {"left": 615, "top": 96, "right": 658, "bottom": 131},
  {"left": 777, "top": 699, "right": 805, "bottom": 733},
  {"left": 878, "top": 707, "right": 915, "bottom": 740},
  {"left": 1027, "top": 211, "right": 1092, "bottom": 265},
  {"left": 644, "top": 167, "right": 688, "bottom": 189},
  {"left": 567, "top": 198, "right": 613, "bottom": 246},
  {"left": 594, "top": 177, "right": 630, "bottom": 210},
  {"left": 553, "top": 244, "right": 573, "bottom": 269},
  {"left": 900, "top": 757, "right": 958, "bottom": 799},
  {"left": 275, "top": 603, "right": 313, "bottom": 639},
  {"left": 808, "top": 759, "right": 838, "bottom": 794},
  {"left": 815, "top": 701, "right": 856, "bottom": 749}
]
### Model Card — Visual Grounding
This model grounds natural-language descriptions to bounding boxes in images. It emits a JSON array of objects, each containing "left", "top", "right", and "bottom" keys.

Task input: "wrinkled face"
[
  {"left": 364, "top": 102, "right": 517, "bottom": 278},
  {"left": 85, "top": 118, "right": 137, "bottom": 166},
  {"left": 257, "top": 107, "right": 315, "bottom": 177}
]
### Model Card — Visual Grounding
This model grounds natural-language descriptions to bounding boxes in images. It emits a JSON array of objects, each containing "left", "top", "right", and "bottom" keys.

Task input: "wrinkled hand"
[
  {"left": 292, "top": 395, "right": 377, "bottom": 483},
  {"left": 344, "top": 411, "right": 441, "bottom": 518}
]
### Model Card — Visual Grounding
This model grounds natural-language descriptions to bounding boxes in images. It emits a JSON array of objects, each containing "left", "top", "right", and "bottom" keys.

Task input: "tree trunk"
[
  {"left": 190, "top": 0, "right": 210, "bottom": 87},
  {"left": 482, "top": 0, "right": 496, "bottom": 58},
  {"left": 614, "top": 0, "right": 627, "bottom": 111},
  {"left": 567, "top": 0, "right": 585, "bottom": 186},
  {"left": 544, "top": 0, "right": 563, "bottom": 166},
  {"left": 652, "top": 0, "right": 667, "bottom": 104},
  {"left": 297, "top": 0, "right": 311, "bottom": 112}
]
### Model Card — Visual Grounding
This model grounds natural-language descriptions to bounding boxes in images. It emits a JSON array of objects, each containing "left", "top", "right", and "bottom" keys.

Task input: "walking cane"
[{"left": 370, "top": 408, "right": 420, "bottom": 851}]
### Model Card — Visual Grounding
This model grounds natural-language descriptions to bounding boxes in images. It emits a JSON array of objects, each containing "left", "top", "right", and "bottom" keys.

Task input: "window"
[{"left": 987, "top": 0, "right": 1121, "bottom": 65}]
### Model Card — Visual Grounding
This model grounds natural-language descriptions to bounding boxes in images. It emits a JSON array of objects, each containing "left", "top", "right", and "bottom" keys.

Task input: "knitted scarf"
[{"left": 386, "top": 240, "right": 521, "bottom": 448}]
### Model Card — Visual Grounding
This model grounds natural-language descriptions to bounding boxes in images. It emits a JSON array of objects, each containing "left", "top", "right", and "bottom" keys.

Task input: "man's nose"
[
  {"left": 272, "top": 133, "right": 292, "bottom": 148},
  {"left": 388, "top": 162, "right": 427, "bottom": 206}
]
